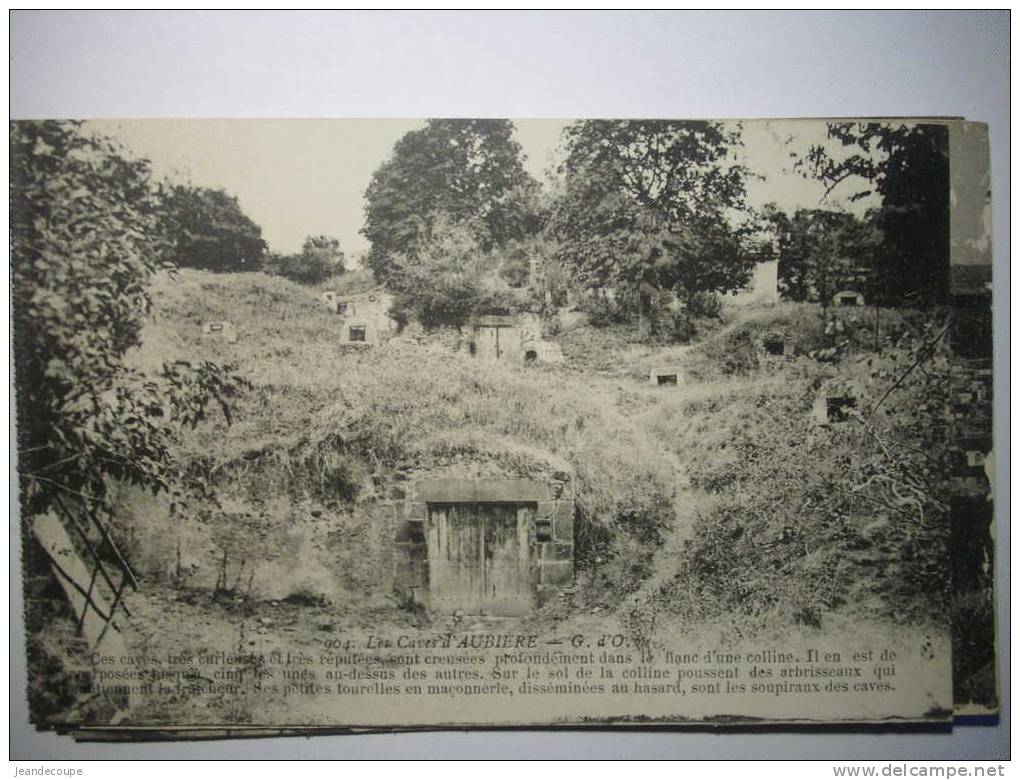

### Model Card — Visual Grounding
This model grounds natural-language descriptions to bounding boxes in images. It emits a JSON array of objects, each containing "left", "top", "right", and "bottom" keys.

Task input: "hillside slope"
[
  {"left": 116, "top": 271, "right": 949, "bottom": 649},
  {"left": 66, "top": 270, "right": 954, "bottom": 725}
]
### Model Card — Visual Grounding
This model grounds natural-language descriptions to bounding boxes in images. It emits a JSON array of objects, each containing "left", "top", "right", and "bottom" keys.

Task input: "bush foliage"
[
  {"left": 11, "top": 121, "right": 246, "bottom": 517},
  {"left": 162, "top": 184, "right": 267, "bottom": 273},
  {"left": 264, "top": 234, "right": 346, "bottom": 286}
]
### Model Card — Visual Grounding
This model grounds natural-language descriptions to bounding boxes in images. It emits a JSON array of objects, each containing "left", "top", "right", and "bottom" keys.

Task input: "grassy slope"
[
  {"left": 126, "top": 272, "right": 947, "bottom": 640},
  {"left": 101, "top": 272, "right": 954, "bottom": 725},
  {"left": 124, "top": 270, "right": 678, "bottom": 609},
  {"left": 146, "top": 270, "right": 674, "bottom": 506}
]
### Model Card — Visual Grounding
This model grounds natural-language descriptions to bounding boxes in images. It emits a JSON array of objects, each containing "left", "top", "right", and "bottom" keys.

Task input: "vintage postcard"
[{"left": 11, "top": 117, "right": 994, "bottom": 736}]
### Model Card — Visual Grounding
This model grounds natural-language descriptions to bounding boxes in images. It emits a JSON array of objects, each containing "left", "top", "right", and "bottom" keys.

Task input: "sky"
[{"left": 86, "top": 118, "right": 877, "bottom": 258}]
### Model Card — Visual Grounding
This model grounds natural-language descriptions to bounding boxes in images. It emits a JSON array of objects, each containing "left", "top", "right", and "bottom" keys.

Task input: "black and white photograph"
[{"left": 12, "top": 116, "right": 994, "bottom": 734}]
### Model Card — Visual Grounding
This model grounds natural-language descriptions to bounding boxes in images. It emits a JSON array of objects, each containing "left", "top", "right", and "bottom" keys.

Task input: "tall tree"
[
  {"left": 550, "top": 120, "right": 755, "bottom": 339},
  {"left": 361, "top": 119, "right": 539, "bottom": 283},
  {"left": 803, "top": 122, "right": 950, "bottom": 306},
  {"left": 161, "top": 184, "right": 267, "bottom": 272},
  {"left": 302, "top": 234, "right": 345, "bottom": 273},
  {"left": 771, "top": 208, "right": 880, "bottom": 303}
]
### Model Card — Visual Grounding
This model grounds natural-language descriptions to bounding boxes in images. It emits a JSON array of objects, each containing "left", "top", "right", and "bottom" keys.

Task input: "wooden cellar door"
[
  {"left": 426, "top": 503, "right": 535, "bottom": 615},
  {"left": 477, "top": 326, "right": 501, "bottom": 361}
]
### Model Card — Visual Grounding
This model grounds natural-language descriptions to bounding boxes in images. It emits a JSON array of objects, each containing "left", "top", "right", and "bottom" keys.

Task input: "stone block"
[
  {"left": 415, "top": 478, "right": 551, "bottom": 503},
  {"left": 407, "top": 502, "right": 427, "bottom": 521},
  {"left": 536, "top": 500, "right": 556, "bottom": 518},
  {"left": 408, "top": 519, "right": 425, "bottom": 545},
  {"left": 541, "top": 560, "right": 574, "bottom": 586},
  {"left": 534, "top": 518, "right": 553, "bottom": 543},
  {"left": 393, "top": 518, "right": 425, "bottom": 543},
  {"left": 553, "top": 502, "right": 575, "bottom": 540}
]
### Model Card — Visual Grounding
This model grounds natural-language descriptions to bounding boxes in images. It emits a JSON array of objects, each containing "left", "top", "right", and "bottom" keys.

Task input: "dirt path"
[{"left": 564, "top": 355, "right": 705, "bottom": 636}]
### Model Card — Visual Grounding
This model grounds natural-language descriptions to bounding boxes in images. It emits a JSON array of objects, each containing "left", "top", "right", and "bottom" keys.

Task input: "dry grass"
[
  {"left": 125, "top": 270, "right": 679, "bottom": 610},
  {"left": 120, "top": 269, "right": 948, "bottom": 640}
]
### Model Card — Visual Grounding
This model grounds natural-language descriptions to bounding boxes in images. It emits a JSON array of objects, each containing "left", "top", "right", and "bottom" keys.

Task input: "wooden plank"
[
  {"left": 476, "top": 326, "right": 501, "bottom": 362},
  {"left": 426, "top": 503, "right": 536, "bottom": 616},
  {"left": 55, "top": 496, "right": 133, "bottom": 616},
  {"left": 426, "top": 504, "right": 484, "bottom": 613},
  {"left": 32, "top": 512, "right": 125, "bottom": 652},
  {"left": 481, "top": 503, "right": 534, "bottom": 616}
]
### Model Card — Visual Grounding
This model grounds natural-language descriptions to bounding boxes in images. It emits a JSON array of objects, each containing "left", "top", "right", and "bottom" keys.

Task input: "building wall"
[
  {"left": 471, "top": 313, "right": 544, "bottom": 364},
  {"left": 336, "top": 289, "right": 397, "bottom": 345}
]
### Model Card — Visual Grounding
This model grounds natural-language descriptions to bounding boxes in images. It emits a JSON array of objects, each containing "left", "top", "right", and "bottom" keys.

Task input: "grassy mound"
[
  {"left": 114, "top": 270, "right": 950, "bottom": 638},
  {"left": 118, "top": 270, "right": 678, "bottom": 611},
  {"left": 641, "top": 325, "right": 952, "bottom": 638}
]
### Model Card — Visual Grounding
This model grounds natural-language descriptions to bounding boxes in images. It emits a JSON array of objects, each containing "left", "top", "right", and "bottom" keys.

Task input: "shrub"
[
  {"left": 578, "top": 289, "right": 630, "bottom": 327},
  {"left": 649, "top": 312, "right": 954, "bottom": 634},
  {"left": 11, "top": 121, "right": 246, "bottom": 517},
  {"left": 384, "top": 217, "right": 533, "bottom": 329},
  {"left": 162, "top": 184, "right": 267, "bottom": 272},
  {"left": 265, "top": 252, "right": 333, "bottom": 285},
  {"left": 686, "top": 290, "right": 723, "bottom": 319},
  {"left": 265, "top": 236, "right": 345, "bottom": 286}
]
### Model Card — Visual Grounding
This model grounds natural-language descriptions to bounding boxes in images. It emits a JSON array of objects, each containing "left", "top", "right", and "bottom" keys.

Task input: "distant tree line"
[
  {"left": 359, "top": 119, "right": 760, "bottom": 336},
  {"left": 161, "top": 184, "right": 267, "bottom": 272},
  {"left": 360, "top": 119, "right": 951, "bottom": 337},
  {"left": 161, "top": 185, "right": 346, "bottom": 285}
]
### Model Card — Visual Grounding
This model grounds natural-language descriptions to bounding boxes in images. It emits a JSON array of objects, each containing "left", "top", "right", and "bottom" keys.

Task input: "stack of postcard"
[{"left": 11, "top": 116, "right": 997, "bottom": 738}]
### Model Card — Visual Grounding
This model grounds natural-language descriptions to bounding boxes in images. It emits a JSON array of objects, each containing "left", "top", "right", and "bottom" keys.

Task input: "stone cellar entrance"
[
  {"left": 425, "top": 502, "right": 536, "bottom": 616},
  {"left": 825, "top": 395, "right": 857, "bottom": 423},
  {"left": 763, "top": 334, "right": 786, "bottom": 356},
  {"left": 649, "top": 365, "right": 683, "bottom": 387},
  {"left": 396, "top": 475, "right": 575, "bottom": 616}
]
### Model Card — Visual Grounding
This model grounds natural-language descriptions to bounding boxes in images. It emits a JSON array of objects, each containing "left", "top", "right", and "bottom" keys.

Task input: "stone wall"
[
  {"left": 336, "top": 289, "right": 397, "bottom": 345},
  {"left": 470, "top": 313, "right": 559, "bottom": 366},
  {"left": 649, "top": 365, "right": 684, "bottom": 387},
  {"left": 375, "top": 456, "right": 575, "bottom": 613}
]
